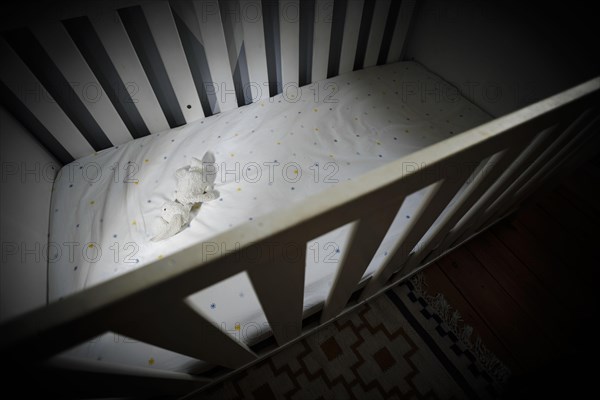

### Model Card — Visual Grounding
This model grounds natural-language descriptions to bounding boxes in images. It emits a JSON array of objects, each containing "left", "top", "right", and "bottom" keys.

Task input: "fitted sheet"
[{"left": 49, "top": 61, "right": 490, "bottom": 372}]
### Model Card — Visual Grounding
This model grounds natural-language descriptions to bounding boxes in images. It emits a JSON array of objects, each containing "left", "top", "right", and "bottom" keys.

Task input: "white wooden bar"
[
  {"left": 386, "top": 0, "right": 417, "bottom": 63},
  {"left": 401, "top": 145, "right": 527, "bottom": 274},
  {"left": 142, "top": 1, "right": 204, "bottom": 122},
  {"left": 248, "top": 243, "right": 306, "bottom": 344},
  {"left": 239, "top": 0, "right": 269, "bottom": 102},
  {"left": 422, "top": 116, "right": 591, "bottom": 264},
  {"left": 320, "top": 199, "right": 404, "bottom": 323},
  {"left": 475, "top": 109, "right": 596, "bottom": 232},
  {"left": 337, "top": 0, "right": 364, "bottom": 74},
  {"left": 360, "top": 162, "right": 479, "bottom": 300},
  {"left": 441, "top": 121, "right": 566, "bottom": 249},
  {"left": 217, "top": 0, "right": 248, "bottom": 103},
  {"left": 90, "top": 11, "right": 170, "bottom": 134},
  {"left": 363, "top": 0, "right": 391, "bottom": 68},
  {"left": 311, "top": 0, "right": 333, "bottom": 82},
  {"left": 170, "top": 1, "right": 202, "bottom": 39},
  {"left": 514, "top": 112, "right": 599, "bottom": 200},
  {"left": 485, "top": 116, "right": 600, "bottom": 234},
  {"left": 534, "top": 118, "right": 600, "bottom": 193},
  {"left": 279, "top": 0, "right": 300, "bottom": 88},
  {"left": 115, "top": 300, "right": 256, "bottom": 369},
  {"left": 31, "top": 21, "right": 134, "bottom": 146},
  {"left": 503, "top": 113, "right": 600, "bottom": 218},
  {"left": 536, "top": 116, "right": 600, "bottom": 189},
  {"left": 0, "top": 37, "right": 94, "bottom": 159},
  {"left": 194, "top": 0, "right": 238, "bottom": 113}
]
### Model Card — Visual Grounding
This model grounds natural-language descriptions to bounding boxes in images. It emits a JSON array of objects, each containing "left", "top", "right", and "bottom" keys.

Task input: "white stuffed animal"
[
  {"left": 175, "top": 151, "right": 219, "bottom": 205},
  {"left": 151, "top": 201, "right": 191, "bottom": 241}
]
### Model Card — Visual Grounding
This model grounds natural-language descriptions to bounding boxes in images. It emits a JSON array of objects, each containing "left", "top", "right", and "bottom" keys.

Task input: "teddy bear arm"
[
  {"left": 175, "top": 167, "right": 188, "bottom": 179},
  {"left": 152, "top": 214, "right": 185, "bottom": 241}
]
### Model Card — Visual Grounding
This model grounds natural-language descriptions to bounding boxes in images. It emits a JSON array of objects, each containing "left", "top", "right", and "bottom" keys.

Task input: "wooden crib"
[{"left": 0, "top": 0, "right": 599, "bottom": 398}]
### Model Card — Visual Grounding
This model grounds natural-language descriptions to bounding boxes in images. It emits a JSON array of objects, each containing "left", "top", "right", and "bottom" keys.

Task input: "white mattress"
[{"left": 49, "top": 61, "right": 490, "bottom": 372}]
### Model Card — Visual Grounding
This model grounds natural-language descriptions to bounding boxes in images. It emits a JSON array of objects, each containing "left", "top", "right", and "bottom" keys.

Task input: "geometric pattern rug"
[{"left": 186, "top": 275, "right": 510, "bottom": 399}]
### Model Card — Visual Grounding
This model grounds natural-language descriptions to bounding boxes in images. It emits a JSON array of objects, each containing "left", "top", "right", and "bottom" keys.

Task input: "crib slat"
[
  {"left": 278, "top": 0, "right": 300, "bottom": 89},
  {"left": 142, "top": 1, "right": 204, "bottom": 122},
  {"left": 480, "top": 117, "right": 600, "bottom": 239},
  {"left": 386, "top": 0, "right": 416, "bottom": 63},
  {"left": 512, "top": 112, "right": 599, "bottom": 200},
  {"left": 193, "top": 0, "right": 238, "bottom": 113},
  {"left": 530, "top": 116, "right": 600, "bottom": 193},
  {"left": 401, "top": 145, "right": 526, "bottom": 273},
  {"left": 363, "top": 0, "right": 391, "bottom": 68},
  {"left": 530, "top": 114, "right": 600, "bottom": 188},
  {"left": 0, "top": 37, "right": 94, "bottom": 159},
  {"left": 115, "top": 300, "right": 256, "bottom": 370},
  {"left": 507, "top": 119, "right": 600, "bottom": 223},
  {"left": 248, "top": 243, "right": 306, "bottom": 345},
  {"left": 239, "top": 0, "right": 269, "bottom": 102},
  {"left": 311, "top": 0, "right": 333, "bottom": 82},
  {"left": 320, "top": 199, "right": 403, "bottom": 323},
  {"left": 337, "top": 0, "right": 363, "bottom": 74},
  {"left": 506, "top": 113, "right": 600, "bottom": 216},
  {"left": 439, "top": 123, "right": 563, "bottom": 249},
  {"left": 90, "top": 12, "right": 170, "bottom": 134},
  {"left": 488, "top": 127, "right": 575, "bottom": 218},
  {"left": 462, "top": 110, "right": 596, "bottom": 241},
  {"left": 360, "top": 166, "right": 476, "bottom": 300},
  {"left": 218, "top": 0, "right": 251, "bottom": 105},
  {"left": 31, "top": 21, "right": 133, "bottom": 146}
]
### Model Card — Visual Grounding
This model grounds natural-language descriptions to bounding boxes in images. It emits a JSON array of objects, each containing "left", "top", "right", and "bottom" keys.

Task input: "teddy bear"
[
  {"left": 151, "top": 151, "right": 219, "bottom": 241},
  {"left": 175, "top": 151, "right": 219, "bottom": 204},
  {"left": 151, "top": 200, "right": 192, "bottom": 241}
]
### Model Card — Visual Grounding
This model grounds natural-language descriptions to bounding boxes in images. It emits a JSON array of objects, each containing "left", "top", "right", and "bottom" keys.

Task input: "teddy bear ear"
[
  {"left": 202, "top": 151, "right": 215, "bottom": 165},
  {"left": 201, "top": 151, "right": 217, "bottom": 184}
]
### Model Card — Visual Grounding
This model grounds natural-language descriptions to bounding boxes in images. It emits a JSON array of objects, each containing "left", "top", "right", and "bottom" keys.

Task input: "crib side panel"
[
  {"left": 454, "top": 110, "right": 597, "bottom": 246},
  {"left": 492, "top": 112, "right": 600, "bottom": 223},
  {"left": 0, "top": 0, "right": 418, "bottom": 161},
  {"left": 401, "top": 146, "right": 524, "bottom": 274}
]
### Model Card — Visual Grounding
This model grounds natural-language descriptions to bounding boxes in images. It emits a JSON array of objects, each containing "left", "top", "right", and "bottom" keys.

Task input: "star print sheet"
[{"left": 49, "top": 61, "right": 490, "bottom": 373}]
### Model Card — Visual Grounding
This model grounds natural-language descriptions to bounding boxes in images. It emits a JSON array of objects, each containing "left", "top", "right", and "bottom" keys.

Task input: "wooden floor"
[{"left": 423, "top": 158, "right": 600, "bottom": 397}]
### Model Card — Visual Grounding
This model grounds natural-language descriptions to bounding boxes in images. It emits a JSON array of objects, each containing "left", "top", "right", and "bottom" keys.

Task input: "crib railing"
[
  {"left": 1, "top": 76, "right": 599, "bottom": 396},
  {"left": 0, "top": 0, "right": 418, "bottom": 163}
]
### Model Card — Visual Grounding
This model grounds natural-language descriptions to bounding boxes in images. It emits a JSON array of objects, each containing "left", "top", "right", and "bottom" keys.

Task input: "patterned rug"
[{"left": 186, "top": 275, "right": 510, "bottom": 399}]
